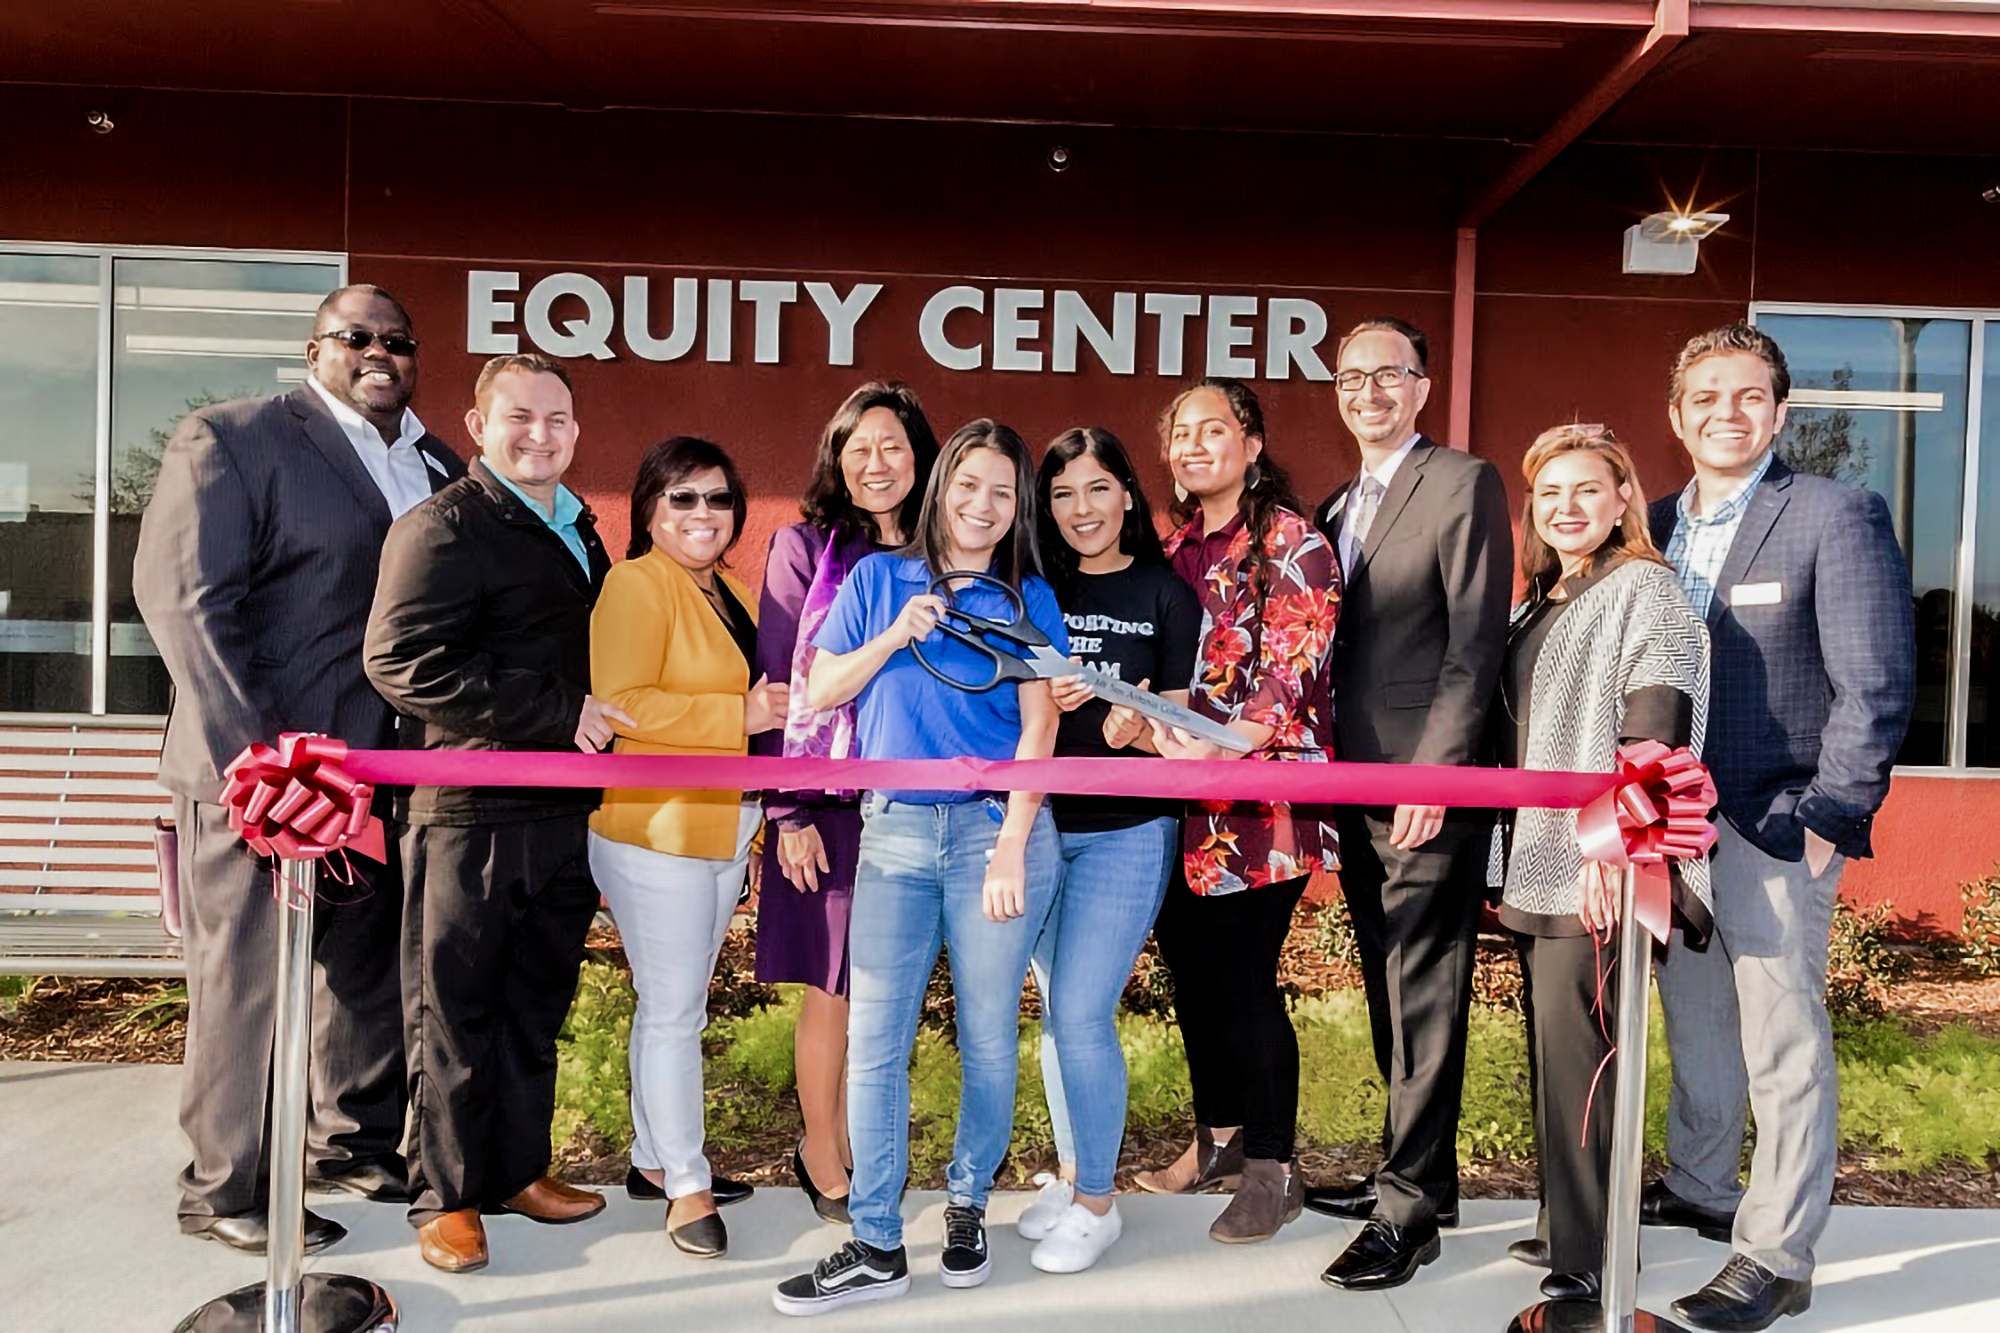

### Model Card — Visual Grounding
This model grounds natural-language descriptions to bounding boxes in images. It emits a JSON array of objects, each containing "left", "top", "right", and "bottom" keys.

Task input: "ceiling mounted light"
[{"left": 1623, "top": 210, "right": 1729, "bottom": 275}]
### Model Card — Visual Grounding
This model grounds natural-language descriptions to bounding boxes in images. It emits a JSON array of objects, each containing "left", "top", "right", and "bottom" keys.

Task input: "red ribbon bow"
[
  {"left": 221, "top": 733, "right": 385, "bottom": 864},
  {"left": 1574, "top": 740, "right": 1719, "bottom": 944}
]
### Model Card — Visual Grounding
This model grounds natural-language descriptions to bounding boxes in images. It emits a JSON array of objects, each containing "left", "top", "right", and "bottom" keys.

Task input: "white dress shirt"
[
  {"left": 306, "top": 376, "right": 436, "bottom": 519},
  {"left": 1338, "top": 432, "right": 1422, "bottom": 575}
]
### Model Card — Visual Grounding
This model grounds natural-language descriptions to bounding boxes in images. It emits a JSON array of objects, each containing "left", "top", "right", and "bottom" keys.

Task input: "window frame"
[
  {"left": 1750, "top": 300, "right": 1994, "bottom": 774},
  {"left": 0, "top": 240, "right": 346, "bottom": 718}
]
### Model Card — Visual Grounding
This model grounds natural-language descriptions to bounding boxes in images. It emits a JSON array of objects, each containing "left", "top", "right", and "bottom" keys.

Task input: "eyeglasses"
[
  {"left": 1334, "top": 365, "right": 1424, "bottom": 393},
  {"left": 665, "top": 488, "right": 736, "bottom": 512},
  {"left": 315, "top": 329, "right": 420, "bottom": 357}
]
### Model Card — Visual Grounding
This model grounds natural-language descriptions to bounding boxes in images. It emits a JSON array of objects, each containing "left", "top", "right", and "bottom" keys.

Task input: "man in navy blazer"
[{"left": 1644, "top": 323, "right": 1914, "bottom": 1332}]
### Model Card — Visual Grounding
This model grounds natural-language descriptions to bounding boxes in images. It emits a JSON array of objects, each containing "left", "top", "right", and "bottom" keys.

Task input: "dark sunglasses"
[
  {"left": 316, "top": 329, "right": 420, "bottom": 357},
  {"left": 665, "top": 488, "right": 736, "bottom": 513}
]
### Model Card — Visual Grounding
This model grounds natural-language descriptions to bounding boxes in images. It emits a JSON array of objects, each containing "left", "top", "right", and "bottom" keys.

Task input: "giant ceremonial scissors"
[{"left": 909, "top": 572, "right": 1253, "bottom": 754}]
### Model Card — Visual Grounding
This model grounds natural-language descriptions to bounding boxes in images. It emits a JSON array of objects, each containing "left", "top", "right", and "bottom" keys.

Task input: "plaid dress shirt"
[{"left": 1665, "top": 449, "right": 1776, "bottom": 617}]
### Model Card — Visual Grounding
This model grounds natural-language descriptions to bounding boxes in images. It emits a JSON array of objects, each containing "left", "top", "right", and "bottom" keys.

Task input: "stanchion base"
[
  {"left": 173, "top": 1274, "right": 398, "bottom": 1333},
  {"left": 1505, "top": 1299, "right": 1689, "bottom": 1333}
]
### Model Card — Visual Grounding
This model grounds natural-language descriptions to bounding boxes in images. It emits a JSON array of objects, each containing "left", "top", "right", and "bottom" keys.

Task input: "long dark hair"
[
  {"left": 799, "top": 380, "right": 939, "bottom": 543},
  {"left": 1160, "top": 377, "right": 1304, "bottom": 612},
  {"left": 627, "top": 436, "right": 748, "bottom": 561},
  {"left": 902, "top": 419, "right": 1043, "bottom": 590},
  {"left": 1037, "top": 427, "right": 1166, "bottom": 599}
]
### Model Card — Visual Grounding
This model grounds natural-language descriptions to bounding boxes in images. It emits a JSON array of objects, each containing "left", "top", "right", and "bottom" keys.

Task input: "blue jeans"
[
  {"left": 846, "top": 795, "right": 1061, "bottom": 1250},
  {"left": 1033, "top": 816, "right": 1178, "bottom": 1199}
]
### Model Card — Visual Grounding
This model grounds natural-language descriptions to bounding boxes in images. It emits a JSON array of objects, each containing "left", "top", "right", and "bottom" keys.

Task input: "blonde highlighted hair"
[{"left": 1518, "top": 424, "right": 1668, "bottom": 589}]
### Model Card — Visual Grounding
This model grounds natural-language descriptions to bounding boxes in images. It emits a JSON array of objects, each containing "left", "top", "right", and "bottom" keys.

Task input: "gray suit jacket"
[
  {"left": 134, "top": 385, "right": 466, "bottom": 804},
  {"left": 1316, "top": 436, "right": 1513, "bottom": 769},
  {"left": 1649, "top": 458, "right": 1914, "bottom": 861}
]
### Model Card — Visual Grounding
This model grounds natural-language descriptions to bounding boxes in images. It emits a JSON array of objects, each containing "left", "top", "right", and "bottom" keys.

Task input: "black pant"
[
  {"left": 401, "top": 815, "right": 598, "bottom": 1226},
  {"left": 1154, "top": 867, "right": 1308, "bottom": 1162},
  {"left": 1335, "top": 806, "right": 1485, "bottom": 1228},
  {"left": 1520, "top": 930, "right": 1619, "bottom": 1275},
  {"left": 174, "top": 796, "right": 407, "bottom": 1222}
]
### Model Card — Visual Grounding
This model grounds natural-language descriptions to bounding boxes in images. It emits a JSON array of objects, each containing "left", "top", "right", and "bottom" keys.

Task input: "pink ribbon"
[
  {"left": 1574, "top": 740, "right": 1719, "bottom": 944},
  {"left": 220, "top": 734, "right": 385, "bottom": 863}
]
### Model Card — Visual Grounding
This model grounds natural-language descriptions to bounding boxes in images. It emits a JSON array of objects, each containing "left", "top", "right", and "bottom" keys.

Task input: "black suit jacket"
[
  {"left": 134, "top": 386, "right": 465, "bottom": 804},
  {"left": 364, "top": 459, "right": 612, "bottom": 826},
  {"left": 1315, "top": 436, "right": 1513, "bottom": 769}
]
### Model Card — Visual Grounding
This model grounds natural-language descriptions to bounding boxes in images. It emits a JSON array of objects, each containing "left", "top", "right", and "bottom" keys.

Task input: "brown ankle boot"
[
  {"left": 1208, "top": 1158, "right": 1303, "bottom": 1243},
  {"left": 1136, "top": 1126, "right": 1246, "bottom": 1195}
]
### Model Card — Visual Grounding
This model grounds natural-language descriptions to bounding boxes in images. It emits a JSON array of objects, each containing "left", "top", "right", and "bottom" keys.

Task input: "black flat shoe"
[
  {"left": 625, "top": 1167, "right": 752, "bottom": 1206},
  {"left": 310, "top": 1156, "right": 412, "bottom": 1204},
  {"left": 792, "top": 1144, "right": 852, "bottom": 1225},
  {"left": 1671, "top": 1255, "right": 1812, "bottom": 1332},
  {"left": 185, "top": 1209, "right": 346, "bottom": 1256},
  {"left": 1639, "top": 1180, "right": 1736, "bottom": 1244},
  {"left": 1509, "top": 1237, "right": 1552, "bottom": 1268},
  {"left": 1541, "top": 1270, "right": 1600, "bottom": 1301},
  {"left": 668, "top": 1209, "right": 728, "bottom": 1259},
  {"left": 1319, "top": 1217, "right": 1441, "bottom": 1291},
  {"left": 1303, "top": 1176, "right": 1460, "bottom": 1228}
]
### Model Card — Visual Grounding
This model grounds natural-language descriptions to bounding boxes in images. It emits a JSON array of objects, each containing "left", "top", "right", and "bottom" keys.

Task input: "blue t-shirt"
[{"left": 814, "top": 553, "right": 1070, "bottom": 804}]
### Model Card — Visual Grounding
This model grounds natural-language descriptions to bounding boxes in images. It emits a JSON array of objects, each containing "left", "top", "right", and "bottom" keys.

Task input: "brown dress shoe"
[
  {"left": 1208, "top": 1158, "right": 1304, "bottom": 1244},
  {"left": 419, "top": 1209, "right": 489, "bottom": 1273},
  {"left": 494, "top": 1177, "right": 607, "bottom": 1225}
]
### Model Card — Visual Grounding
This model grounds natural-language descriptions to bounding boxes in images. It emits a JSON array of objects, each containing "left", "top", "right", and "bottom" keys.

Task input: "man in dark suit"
[
  {"left": 134, "top": 285, "right": 465, "bottom": 1252},
  {"left": 1309, "top": 317, "right": 1513, "bottom": 1291},
  {"left": 1647, "top": 323, "right": 1914, "bottom": 1332},
  {"left": 365, "top": 352, "right": 629, "bottom": 1274}
]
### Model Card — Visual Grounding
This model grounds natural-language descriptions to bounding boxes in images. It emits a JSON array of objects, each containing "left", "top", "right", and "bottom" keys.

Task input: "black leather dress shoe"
[
  {"left": 1639, "top": 1180, "right": 1736, "bottom": 1243},
  {"left": 624, "top": 1167, "right": 752, "bottom": 1207},
  {"left": 310, "top": 1156, "right": 412, "bottom": 1204},
  {"left": 1320, "top": 1218, "right": 1441, "bottom": 1291},
  {"left": 1541, "top": 1270, "right": 1600, "bottom": 1301},
  {"left": 1672, "top": 1255, "right": 1812, "bottom": 1332},
  {"left": 668, "top": 1209, "right": 728, "bottom": 1259},
  {"left": 1303, "top": 1177, "right": 1460, "bottom": 1228},
  {"left": 186, "top": 1209, "right": 347, "bottom": 1256},
  {"left": 1508, "top": 1237, "right": 1551, "bottom": 1268}
]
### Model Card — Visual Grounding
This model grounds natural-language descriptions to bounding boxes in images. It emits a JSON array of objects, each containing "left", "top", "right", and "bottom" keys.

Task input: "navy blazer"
[
  {"left": 1649, "top": 457, "right": 1914, "bottom": 861},
  {"left": 135, "top": 386, "right": 466, "bottom": 803}
]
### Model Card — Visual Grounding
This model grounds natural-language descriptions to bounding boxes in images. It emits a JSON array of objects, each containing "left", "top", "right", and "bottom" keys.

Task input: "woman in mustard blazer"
[{"left": 589, "top": 437, "right": 788, "bottom": 1260}]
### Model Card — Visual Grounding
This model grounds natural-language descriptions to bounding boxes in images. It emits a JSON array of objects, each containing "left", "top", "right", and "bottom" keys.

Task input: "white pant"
[{"left": 588, "top": 806, "right": 759, "bottom": 1198}]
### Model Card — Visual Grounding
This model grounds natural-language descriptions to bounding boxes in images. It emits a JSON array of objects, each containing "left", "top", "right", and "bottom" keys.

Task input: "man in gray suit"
[
  {"left": 1310, "top": 318, "right": 1514, "bottom": 1291},
  {"left": 134, "top": 285, "right": 465, "bottom": 1252},
  {"left": 1647, "top": 323, "right": 1914, "bottom": 1332}
]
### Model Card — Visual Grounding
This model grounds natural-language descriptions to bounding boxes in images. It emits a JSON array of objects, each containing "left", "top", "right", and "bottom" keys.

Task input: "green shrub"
[
  {"left": 1955, "top": 868, "right": 2000, "bottom": 976},
  {"left": 552, "top": 960, "right": 636, "bottom": 1154},
  {"left": 907, "top": 1026, "right": 963, "bottom": 1179},
  {"left": 1836, "top": 1019, "right": 2000, "bottom": 1170},
  {"left": 1827, "top": 896, "right": 1904, "bottom": 1020},
  {"left": 1311, "top": 896, "right": 1362, "bottom": 972},
  {"left": 710, "top": 986, "right": 801, "bottom": 1091},
  {"left": 1294, "top": 992, "right": 1389, "bottom": 1149}
]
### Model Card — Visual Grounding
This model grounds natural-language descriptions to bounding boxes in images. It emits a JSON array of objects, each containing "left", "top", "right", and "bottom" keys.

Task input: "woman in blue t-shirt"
[
  {"left": 772, "top": 419, "right": 1068, "bottom": 1317},
  {"left": 1012, "top": 427, "right": 1201, "bottom": 1275}
]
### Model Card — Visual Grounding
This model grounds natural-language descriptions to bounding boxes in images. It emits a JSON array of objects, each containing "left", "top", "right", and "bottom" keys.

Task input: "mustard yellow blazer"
[{"left": 589, "top": 546, "right": 760, "bottom": 858}]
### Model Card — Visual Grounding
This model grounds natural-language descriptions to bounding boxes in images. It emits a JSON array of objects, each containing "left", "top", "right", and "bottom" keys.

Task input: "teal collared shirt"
[{"left": 494, "top": 472, "right": 590, "bottom": 573}]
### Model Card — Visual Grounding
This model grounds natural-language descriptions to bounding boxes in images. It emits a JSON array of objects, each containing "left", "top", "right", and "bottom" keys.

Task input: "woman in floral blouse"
[{"left": 1110, "top": 377, "right": 1341, "bottom": 1245}]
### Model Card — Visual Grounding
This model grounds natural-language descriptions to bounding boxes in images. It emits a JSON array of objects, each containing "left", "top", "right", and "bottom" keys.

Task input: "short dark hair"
[
  {"left": 1037, "top": 427, "right": 1166, "bottom": 599},
  {"left": 1337, "top": 316, "right": 1430, "bottom": 376},
  {"left": 1669, "top": 322, "right": 1791, "bottom": 404},
  {"left": 474, "top": 352, "right": 574, "bottom": 412},
  {"left": 903, "top": 419, "right": 1043, "bottom": 590},
  {"left": 314, "top": 283, "right": 413, "bottom": 333},
  {"left": 800, "top": 380, "right": 940, "bottom": 541},
  {"left": 627, "top": 436, "right": 749, "bottom": 562}
]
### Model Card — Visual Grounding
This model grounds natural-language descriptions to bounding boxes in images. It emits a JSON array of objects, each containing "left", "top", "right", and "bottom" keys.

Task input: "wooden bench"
[{"left": 0, "top": 715, "right": 180, "bottom": 977}]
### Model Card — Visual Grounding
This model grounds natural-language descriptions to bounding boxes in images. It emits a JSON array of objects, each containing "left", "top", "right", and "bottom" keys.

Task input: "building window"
[
  {"left": 1752, "top": 305, "right": 1993, "bottom": 771},
  {"left": 0, "top": 243, "right": 341, "bottom": 718}
]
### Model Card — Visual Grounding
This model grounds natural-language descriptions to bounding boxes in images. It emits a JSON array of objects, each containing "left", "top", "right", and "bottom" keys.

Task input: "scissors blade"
[{"left": 1078, "top": 668, "right": 1254, "bottom": 753}]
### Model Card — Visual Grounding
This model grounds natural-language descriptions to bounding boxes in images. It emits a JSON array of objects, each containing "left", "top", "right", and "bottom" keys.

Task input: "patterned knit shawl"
[{"left": 778, "top": 526, "right": 862, "bottom": 795}]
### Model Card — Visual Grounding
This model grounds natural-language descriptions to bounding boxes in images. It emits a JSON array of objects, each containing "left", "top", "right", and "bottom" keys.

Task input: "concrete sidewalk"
[{"left": 3, "top": 1061, "right": 1998, "bottom": 1332}]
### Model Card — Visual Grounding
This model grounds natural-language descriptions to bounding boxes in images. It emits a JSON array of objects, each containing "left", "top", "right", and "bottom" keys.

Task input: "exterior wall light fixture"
[{"left": 1622, "top": 210, "right": 1728, "bottom": 275}]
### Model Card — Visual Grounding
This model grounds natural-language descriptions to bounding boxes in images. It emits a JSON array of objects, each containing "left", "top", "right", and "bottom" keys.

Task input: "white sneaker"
[
  {"left": 1031, "top": 1201, "right": 1123, "bottom": 1274},
  {"left": 1016, "top": 1173, "right": 1075, "bottom": 1241}
]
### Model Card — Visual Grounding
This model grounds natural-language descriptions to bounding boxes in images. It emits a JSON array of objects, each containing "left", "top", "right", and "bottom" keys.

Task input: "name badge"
[{"left": 1729, "top": 581, "right": 1783, "bottom": 607}]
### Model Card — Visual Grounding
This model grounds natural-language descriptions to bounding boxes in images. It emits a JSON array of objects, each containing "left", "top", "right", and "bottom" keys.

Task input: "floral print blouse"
[{"left": 1163, "top": 506, "right": 1342, "bottom": 895}]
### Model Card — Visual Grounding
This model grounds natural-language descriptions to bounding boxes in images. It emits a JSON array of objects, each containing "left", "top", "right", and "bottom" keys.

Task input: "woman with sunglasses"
[
  {"left": 1117, "top": 378, "right": 1341, "bottom": 1245},
  {"left": 754, "top": 382, "right": 939, "bottom": 1226},
  {"left": 589, "top": 438, "right": 789, "bottom": 1260},
  {"left": 1011, "top": 427, "right": 1203, "bottom": 1273},
  {"left": 771, "top": 420, "right": 1067, "bottom": 1316}
]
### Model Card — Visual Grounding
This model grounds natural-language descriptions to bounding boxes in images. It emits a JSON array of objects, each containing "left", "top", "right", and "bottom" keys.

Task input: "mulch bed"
[{"left": 10, "top": 908, "right": 1998, "bottom": 1207}]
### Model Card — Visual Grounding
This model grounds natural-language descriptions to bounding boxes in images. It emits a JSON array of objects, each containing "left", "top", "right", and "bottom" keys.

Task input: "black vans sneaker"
[
  {"left": 772, "top": 1240, "right": 911, "bottom": 1317},
  {"left": 940, "top": 1203, "right": 991, "bottom": 1288}
]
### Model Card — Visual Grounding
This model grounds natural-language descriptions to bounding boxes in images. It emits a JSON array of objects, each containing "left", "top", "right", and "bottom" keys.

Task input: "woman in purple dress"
[{"left": 754, "top": 381, "right": 939, "bottom": 1223}]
